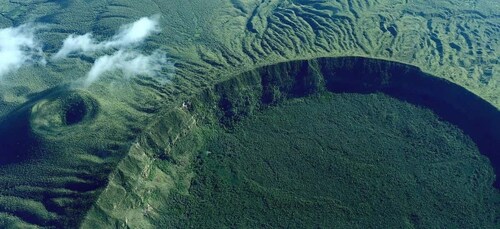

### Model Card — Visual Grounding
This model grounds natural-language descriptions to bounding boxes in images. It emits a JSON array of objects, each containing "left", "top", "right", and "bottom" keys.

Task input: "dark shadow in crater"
[
  {"left": 212, "top": 57, "right": 500, "bottom": 188},
  {"left": 60, "top": 91, "right": 99, "bottom": 126},
  {"left": 0, "top": 86, "right": 99, "bottom": 165},
  {"left": 317, "top": 57, "right": 500, "bottom": 187},
  {"left": 64, "top": 97, "right": 87, "bottom": 125}
]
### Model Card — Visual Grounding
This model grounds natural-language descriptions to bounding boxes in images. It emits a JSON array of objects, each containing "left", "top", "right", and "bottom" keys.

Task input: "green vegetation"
[
  {"left": 81, "top": 57, "right": 500, "bottom": 228},
  {"left": 0, "top": 0, "right": 498, "bottom": 227},
  {"left": 158, "top": 93, "right": 498, "bottom": 228}
]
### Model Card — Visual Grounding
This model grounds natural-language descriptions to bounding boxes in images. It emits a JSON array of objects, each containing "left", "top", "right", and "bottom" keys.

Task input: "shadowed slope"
[{"left": 83, "top": 56, "right": 500, "bottom": 228}]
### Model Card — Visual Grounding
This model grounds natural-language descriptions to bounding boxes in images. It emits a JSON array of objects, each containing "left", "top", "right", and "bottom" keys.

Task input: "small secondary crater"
[
  {"left": 30, "top": 90, "right": 99, "bottom": 134},
  {"left": 62, "top": 93, "right": 92, "bottom": 125}
]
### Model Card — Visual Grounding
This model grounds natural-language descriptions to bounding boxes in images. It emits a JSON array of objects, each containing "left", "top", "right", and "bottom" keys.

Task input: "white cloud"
[
  {"left": 53, "top": 14, "right": 172, "bottom": 86},
  {"left": 53, "top": 15, "right": 161, "bottom": 59},
  {"left": 85, "top": 50, "right": 170, "bottom": 86},
  {"left": 104, "top": 15, "right": 161, "bottom": 48},
  {"left": 52, "top": 33, "right": 97, "bottom": 59},
  {"left": 0, "top": 24, "right": 45, "bottom": 78}
]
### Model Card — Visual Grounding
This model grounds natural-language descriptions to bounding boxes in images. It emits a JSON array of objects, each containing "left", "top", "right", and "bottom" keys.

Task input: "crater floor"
[
  {"left": 0, "top": 0, "right": 498, "bottom": 227},
  {"left": 161, "top": 92, "right": 497, "bottom": 228}
]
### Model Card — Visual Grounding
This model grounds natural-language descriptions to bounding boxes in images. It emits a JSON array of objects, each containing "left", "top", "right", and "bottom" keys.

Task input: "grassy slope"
[
  {"left": 83, "top": 57, "right": 500, "bottom": 228},
  {"left": 0, "top": 0, "right": 498, "bottom": 112},
  {"left": 0, "top": 0, "right": 498, "bottom": 227}
]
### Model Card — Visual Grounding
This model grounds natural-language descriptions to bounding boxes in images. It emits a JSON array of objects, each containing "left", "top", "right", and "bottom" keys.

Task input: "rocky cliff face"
[
  {"left": 0, "top": 0, "right": 498, "bottom": 227},
  {"left": 83, "top": 57, "right": 500, "bottom": 228}
]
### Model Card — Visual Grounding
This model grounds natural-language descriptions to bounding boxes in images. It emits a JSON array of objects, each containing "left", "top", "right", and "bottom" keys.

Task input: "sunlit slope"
[
  {"left": 166, "top": 0, "right": 500, "bottom": 107},
  {"left": 133, "top": 0, "right": 499, "bottom": 106},
  {"left": 82, "top": 57, "right": 500, "bottom": 228},
  {"left": 0, "top": 0, "right": 498, "bottom": 228},
  {"left": 0, "top": 0, "right": 498, "bottom": 110}
]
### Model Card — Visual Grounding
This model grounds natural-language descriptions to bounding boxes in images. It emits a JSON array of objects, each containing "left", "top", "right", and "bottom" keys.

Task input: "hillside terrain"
[{"left": 0, "top": 0, "right": 498, "bottom": 228}]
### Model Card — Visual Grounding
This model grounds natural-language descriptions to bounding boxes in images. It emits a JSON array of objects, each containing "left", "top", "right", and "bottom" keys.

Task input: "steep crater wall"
[
  {"left": 87, "top": 56, "right": 500, "bottom": 227},
  {"left": 194, "top": 57, "right": 500, "bottom": 186}
]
